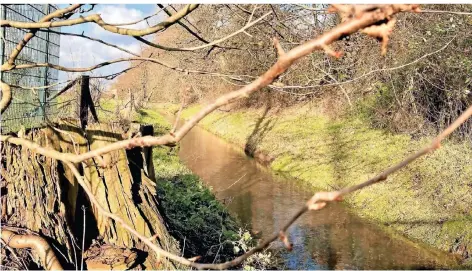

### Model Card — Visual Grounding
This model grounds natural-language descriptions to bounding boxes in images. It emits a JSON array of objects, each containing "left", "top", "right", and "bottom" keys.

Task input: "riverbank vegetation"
[
  {"left": 108, "top": 4, "right": 472, "bottom": 264},
  {"left": 136, "top": 109, "right": 278, "bottom": 269},
  {"left": 152, "top": 101, "right": 472, "bottom": 266},
  {"left": 136, "top": 109, "right": 240, "bottom": 263}
]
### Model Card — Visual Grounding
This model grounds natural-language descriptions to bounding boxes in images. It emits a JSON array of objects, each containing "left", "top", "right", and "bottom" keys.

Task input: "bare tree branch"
[
  {"left": 135, "top": 11, "right": 271, "bottom": 51},
  {"left": 89, "top": 61, "right": 149, "bottom": 80},
  {"left": 157, "top": 4, "right": 210, "bottom": 44},
  {"left": 9, "top": 62, "right": 144, "bottom": 93},
  {"left": 6, "top": 5, "right": 464, "bottom": 271},
  {"left": 0, "top": 80, "right": 12, "bottom": 114},
  {"left": 103, "top": 8, "right": 166, "bottom": 26},
  {"left": 1, "top": 56, "right": 255, "bottom": 83},
  {"left": 37, "top": 29, "right": 140, "bottom": 56},
  {"left": 44, "top": 79, "right": 78, "bottom": 102},
  {"left": 1, "top": 57, "right": 154, "bottom": 72},
  {"left": 9, "top": 79, "right": 74, "bottom": 91},
  {"left": 270, "top": 36, "right": 456, "bottom": 91},
  {"left": 0, "top": 4, "right": 199, "bottom": 37},
  {"left": 1, "top": 4, "right": 419, "bottom": 167},
  {"left": 293, "top": 4, "right": 328, "bottom": 12},
  {"left": 171, "top": 87, "right": 190, "bottom": 134},
  {"left": 78, "top": 4, "right": 95, "bottom": 14},
  {"left": 2, "top": 4, "right": 82, "bottom": 68},
  {"left": 273, "top": 37, "right": 286, "bottom": 57},
  {"left": 420, "top": 9, "right": 472, "bottom": 15},
  {"left": 1, "top": 230, "right": 63, "bottom": 271},
  {"left": 168, "top": 4, "right": 202, "bottom": 32}
]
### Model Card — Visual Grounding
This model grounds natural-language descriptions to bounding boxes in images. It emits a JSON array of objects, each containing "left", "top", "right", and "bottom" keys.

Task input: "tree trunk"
[{"left": 1, "top": 120, "right": 180, "bottom": 270}]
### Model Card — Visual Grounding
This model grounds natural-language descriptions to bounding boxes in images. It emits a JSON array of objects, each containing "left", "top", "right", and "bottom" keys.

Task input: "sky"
[{"left": 57, "top": 4, "right": 163, "bottom": 83}]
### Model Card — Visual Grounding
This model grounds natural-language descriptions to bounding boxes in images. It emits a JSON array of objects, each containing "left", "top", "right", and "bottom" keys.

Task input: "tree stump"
[{"left": 1, "top": 120, "right": 180, "bottom": 270}]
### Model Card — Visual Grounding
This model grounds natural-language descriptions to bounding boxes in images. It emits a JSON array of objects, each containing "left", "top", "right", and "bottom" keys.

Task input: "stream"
[{"left": 173, "top": 119, "right": 457, "bottom": 269}]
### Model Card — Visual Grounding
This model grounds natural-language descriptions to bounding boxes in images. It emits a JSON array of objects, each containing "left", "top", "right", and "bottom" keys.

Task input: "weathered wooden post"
[
  {"left": 79, "top": 75, "right": 99, "bottom": 130},
  {"left": 79, "top": 75, "right": 90, "bottom": 129}
]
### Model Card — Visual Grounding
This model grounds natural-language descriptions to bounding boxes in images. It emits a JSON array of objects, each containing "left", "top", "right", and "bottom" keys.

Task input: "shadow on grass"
[{"left": 244, "top": 100, "right": 278, "bottom": 159}]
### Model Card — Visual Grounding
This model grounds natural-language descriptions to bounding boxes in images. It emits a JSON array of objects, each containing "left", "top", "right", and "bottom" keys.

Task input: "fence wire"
[{"left": 1, "top": 4, "right": 61, "bottom": 133}]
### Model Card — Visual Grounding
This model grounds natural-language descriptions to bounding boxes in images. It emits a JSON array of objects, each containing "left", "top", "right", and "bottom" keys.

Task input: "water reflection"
[{"left": 176, "top": 122, "right": 457, "bottom": 269}]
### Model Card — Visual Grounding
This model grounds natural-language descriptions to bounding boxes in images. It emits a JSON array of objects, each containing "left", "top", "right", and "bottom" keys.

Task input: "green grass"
[
  {"left": 153, "top": 102, "right": 472, "bottom": 265},
  {"left": 136, "top": 109, "right": 282, "bottom": 269},
  {"left": 97, "top": 99, "right": 120, "bottom": 120},
  {"left": 135, "top": 108, "right": 241, "bottom": 262}
]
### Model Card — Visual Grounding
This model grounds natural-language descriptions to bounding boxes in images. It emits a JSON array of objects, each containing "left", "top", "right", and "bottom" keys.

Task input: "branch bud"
[
  {"left": 321, "top": 44, "right": 343, "bottom": 59},
  {"left": 279, "top": 231, "right": 293, "bottom": 251},
  {"left": 273, "top": 37, "right": 285, "bottom": 58}
]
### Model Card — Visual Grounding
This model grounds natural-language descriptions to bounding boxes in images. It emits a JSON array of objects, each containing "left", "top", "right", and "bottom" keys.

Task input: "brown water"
[{"left": 175, "top": 121, "right": 458, "bottom": 269}]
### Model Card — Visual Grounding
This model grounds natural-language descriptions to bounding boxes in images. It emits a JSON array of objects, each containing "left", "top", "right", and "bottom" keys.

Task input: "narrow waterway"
[{"left": 174, "top": 119, "right": 457, "bottom": 269}]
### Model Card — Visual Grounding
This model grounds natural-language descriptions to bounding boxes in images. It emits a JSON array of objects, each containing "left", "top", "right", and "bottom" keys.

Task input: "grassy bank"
[
  {"left": 136, "top": 109, "right": 239, "bottom": 263},
  {"left": 155, "top": 102, "right": 472, "bottom": 266},
  {"left": 135, "top": 109, "right": 276, "bottom": 268}
]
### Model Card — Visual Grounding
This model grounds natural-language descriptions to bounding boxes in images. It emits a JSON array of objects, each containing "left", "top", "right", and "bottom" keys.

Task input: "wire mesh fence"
[{"left": 1, "top": 4, "right": 61, "bottom": 133}]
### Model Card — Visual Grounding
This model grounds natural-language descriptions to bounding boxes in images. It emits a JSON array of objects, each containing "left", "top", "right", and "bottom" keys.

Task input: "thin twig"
[
  {"left": 293, "top": 4, "right": 328, "bottom": 12},
  {"left": 420, "top": 9, "right": 472, "bottom": 15},
  {"left": 1, "top": 56, "right": 257, "bottom": 87},
  {"left": 49, "top": 125, "right": 80, "bottom": 155},
  {"left": 103, "top": 9, "right": 165, "bottom": 26},
  {"left": 37, "top": 29, "right": 140, "bottom": 56},
  {"left": 315, "top": 66, "right": 352, "bottom": 107},
  {"left": 135, "top": 12, "right": 271, "bottom": 51},
  {"left": 271, "top": 36, "right": 456, "bottom": 91},
  {"left": 9, "top": 79, "right": 74, "bottom": 91},
  {"left": 51, "top": 243, "right": 70, "bottom": 266},
  {"left": 171, "top": 88, "right": 190, "bottom": 134},
  {"left": 157, "top": 4, "right": 210, "bottom": 45},
  {"left": 218, "top": 173, "right": 247, "bottom": 192}
]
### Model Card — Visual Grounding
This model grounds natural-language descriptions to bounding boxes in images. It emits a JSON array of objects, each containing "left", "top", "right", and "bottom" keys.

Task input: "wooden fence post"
[
  {"left": 79, "top": 75, "right": 90, "bottom": 129},
  {"left": 79, "top": 75, "right": 99, "bottom": 130}
]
